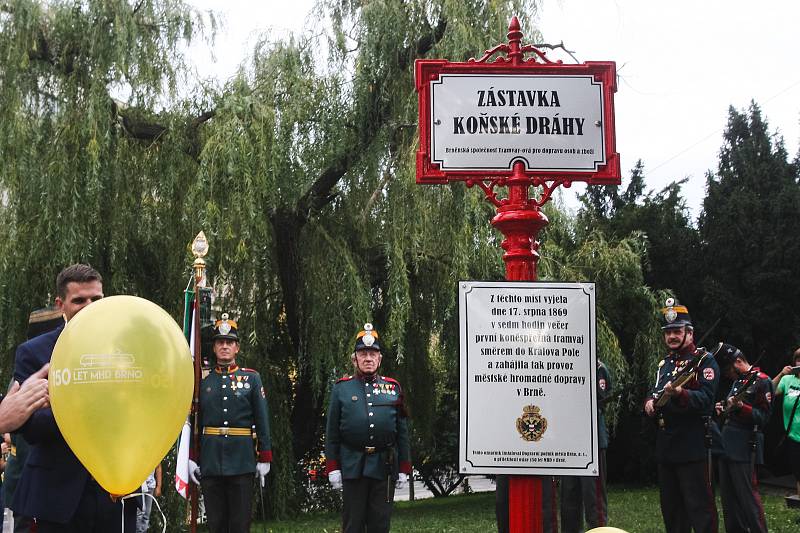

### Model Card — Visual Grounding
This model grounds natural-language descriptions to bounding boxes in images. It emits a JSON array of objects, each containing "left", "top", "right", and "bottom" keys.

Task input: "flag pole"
[{"left": 189, "top": 231, "right": 209, "bottom": 533}]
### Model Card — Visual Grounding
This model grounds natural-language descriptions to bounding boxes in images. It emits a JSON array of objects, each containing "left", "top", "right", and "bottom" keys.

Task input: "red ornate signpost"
[{"left": 415, "top": 17, "right": 620, "bottom": 532}]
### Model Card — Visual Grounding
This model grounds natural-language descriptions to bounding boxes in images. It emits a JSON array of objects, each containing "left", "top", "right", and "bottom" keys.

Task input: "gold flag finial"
[
  {"left": 192, "top": 231, "right": 209, "bottom": 259},
  {"left": 191, "top": 231, "right": 209, "bottom": 285}
]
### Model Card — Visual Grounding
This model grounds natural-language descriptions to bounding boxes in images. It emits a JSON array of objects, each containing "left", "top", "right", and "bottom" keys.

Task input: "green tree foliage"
[
  {"left": 0, "top": 0, "right": 544, "bottom": 518},
  {"left": 574, "top": 162, "right": 712, "bottom": 481},
  {"left": 698, "top": 102, "right": 800, "bottom": 372},
  {"left": 540, "top": 205, "right": 664, "bottom": 481},
  {"left": 0, "top": 0, "right": 698, "bottom": 516},
  {"left": 576, "top": 160, "right": 703, "bottom": 315}
]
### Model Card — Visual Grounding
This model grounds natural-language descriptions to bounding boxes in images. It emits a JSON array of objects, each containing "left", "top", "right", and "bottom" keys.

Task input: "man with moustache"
[
  {"left": 644, "top": 298, "right": 720, "bottom": 533},
  {"left": 325, "top": 323, "right": 411, "bottom": 533}
]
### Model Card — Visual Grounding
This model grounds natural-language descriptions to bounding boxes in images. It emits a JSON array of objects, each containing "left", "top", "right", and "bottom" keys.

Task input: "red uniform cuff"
[
  {"left": 738, "top": 403, "right": 753, "bottom": 419},
  {"left": 399, "top": 461, "right": 412, "bottom": 475},
  {"left": 325, "top": 460, "right": 341, "bottom": 475},
  {"left": 258, "top": 450, "right": 272, "bottom": 463}
]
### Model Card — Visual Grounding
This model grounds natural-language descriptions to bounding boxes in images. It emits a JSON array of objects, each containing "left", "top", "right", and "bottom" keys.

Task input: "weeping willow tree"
[
  {"left": 0, "top": 0, "right": 667, "bottom": 519},
  {"left": 0, "top": 0, "right": 541, "bottom": 517}
]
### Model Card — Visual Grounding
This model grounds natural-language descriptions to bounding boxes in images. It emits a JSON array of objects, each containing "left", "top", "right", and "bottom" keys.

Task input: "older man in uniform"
[
  {"left": 713, "top": 343, "right": 772, "bottom": 533},
  {"left": 644, "top": 298, "right": 720, "bottom": 533},
  {"left": 325, "top": 323, "right": 411, "bottom": 533},
  {"left": 188, "top": 314, "right": 272, "bottom": 533}
]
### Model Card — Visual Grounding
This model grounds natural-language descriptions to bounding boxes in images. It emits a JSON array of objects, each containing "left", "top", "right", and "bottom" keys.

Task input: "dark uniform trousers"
[
  {"left": 34, "top": 479, "right": 138, "bottom": 533},
  {"left": 719, "top": 459, "right": 767, "bottom": 533},
  {"left": 201, "top": 473, "right": 254, "bottom": 533},
  {"left": 342, "top": 477, "right": 393, "bottom": 533},
  {"left": 658, "top": 461, "right": 717, "bottom": 533}
]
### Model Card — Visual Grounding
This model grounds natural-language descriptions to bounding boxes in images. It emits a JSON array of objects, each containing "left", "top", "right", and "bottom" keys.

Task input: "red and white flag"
[
  {"left": 175, "top": 287, "right": 197, "bottom": 498},
  {"left": 175, "top": 420, "right": 191, "bottom": 498}
]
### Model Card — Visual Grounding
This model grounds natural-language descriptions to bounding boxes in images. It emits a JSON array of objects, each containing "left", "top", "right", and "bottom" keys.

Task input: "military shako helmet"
[
  {"left": 712, "top": 342, "right": 742, "bottom": 369},
  {"left": 660, "top": 297, "right": 692, "bottom": 330},
  {"left": 354, "top": 323, "right": 381, "bottom": 352},
  {"left": 213, "top": 313, "right": 239, "bottom": 341}
]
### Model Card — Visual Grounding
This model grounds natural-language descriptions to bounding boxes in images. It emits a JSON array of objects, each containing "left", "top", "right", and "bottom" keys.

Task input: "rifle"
[
  {"left": 717, "top": 348, "right": 766, "bottom": 417},
  {"left": 695, "top": 317, "right": 721, "bottom": 348},
  {"left": 719, "top": 369, "right": 760, "bottom": 417},
  {"left": 652, "top": 351, "right": 709, "bottom": 408},
  {"left": 650, "top": 317, "right": 721, "bottom": 409}
]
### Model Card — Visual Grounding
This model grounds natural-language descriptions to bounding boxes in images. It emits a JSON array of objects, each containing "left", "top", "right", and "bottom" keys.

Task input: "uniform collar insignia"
[{"left": 215, "top": 363, "right": 239, "bottom": 374}]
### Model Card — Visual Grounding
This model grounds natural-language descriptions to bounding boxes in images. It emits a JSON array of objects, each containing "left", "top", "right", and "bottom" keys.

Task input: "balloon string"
[{"left": 122, "top": 492, "right": 167, "bottom": 533}]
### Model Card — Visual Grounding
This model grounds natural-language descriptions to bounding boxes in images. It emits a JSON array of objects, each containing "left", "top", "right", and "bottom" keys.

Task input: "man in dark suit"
[{"left": 12, "top": 263, "right": 138, "bottom": 532}]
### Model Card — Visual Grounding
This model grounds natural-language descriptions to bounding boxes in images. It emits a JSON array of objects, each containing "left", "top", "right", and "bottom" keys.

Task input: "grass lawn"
[{"left": 246, "top": 484, "right": 800, "bottom": 533}]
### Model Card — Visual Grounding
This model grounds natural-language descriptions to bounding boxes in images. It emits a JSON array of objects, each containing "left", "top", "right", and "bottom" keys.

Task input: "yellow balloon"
[
  {"left": 49, "top": 295, "right": 193, "bottom": 495},
  {"left": 586, "top": 528, "right": 630, "bottom": 533}
]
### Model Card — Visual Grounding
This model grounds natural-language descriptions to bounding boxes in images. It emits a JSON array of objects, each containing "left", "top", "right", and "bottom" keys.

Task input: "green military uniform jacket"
[
  {"left": 2, "top": 433, "right": 29, "bottom": 506},
  {"left": 196, "top": 363, "right": 272, "bottom": 476},
  {"left": 325, "top": 373, "right": 411, "bottom": 480}
]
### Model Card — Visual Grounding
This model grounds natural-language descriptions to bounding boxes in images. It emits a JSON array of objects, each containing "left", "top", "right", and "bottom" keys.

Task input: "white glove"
[
  {"left": 188, "top": 459, "right": 201, "bottom": 485},
  {"left": 395, "top": 472, "right": 408, "bottom": 490},
  {"left": 256, "top": 462, "right": 271, "bottom": 487},
  {"left": 328, "top": 469, "right": 343, "bottom": 490}
]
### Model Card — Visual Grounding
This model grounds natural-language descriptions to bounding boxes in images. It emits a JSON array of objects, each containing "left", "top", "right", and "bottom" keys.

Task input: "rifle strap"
[{"left": 784, "top": 391, "right": 800, "bottom": 437}]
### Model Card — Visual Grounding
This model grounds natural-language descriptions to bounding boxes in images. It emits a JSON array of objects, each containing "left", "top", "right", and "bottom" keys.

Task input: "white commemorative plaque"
[{"left": 459, "top": 281, "right": 598, "bottom": 476}]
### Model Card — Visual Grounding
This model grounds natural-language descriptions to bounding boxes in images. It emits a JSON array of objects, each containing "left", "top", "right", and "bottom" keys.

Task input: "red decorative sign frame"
[{"left": 415, "top": 42, "right": 620, "bottom": 186}]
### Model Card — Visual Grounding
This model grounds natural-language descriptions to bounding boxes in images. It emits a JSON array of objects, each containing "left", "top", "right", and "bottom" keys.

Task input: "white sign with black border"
[{"left": 459, "top": 280, "right": 598, "bottom": 476}]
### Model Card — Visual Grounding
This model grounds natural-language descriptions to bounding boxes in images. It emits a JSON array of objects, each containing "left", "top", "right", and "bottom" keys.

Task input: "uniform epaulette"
[
  {"left": 336, "top": 375, "right": 353, "bottom": 383},
  {"left": 241, "top": 367, "right": 259, "bottom": 374},
  {"left": 383, "top": 376, "right": 401, "bottom": 386}
]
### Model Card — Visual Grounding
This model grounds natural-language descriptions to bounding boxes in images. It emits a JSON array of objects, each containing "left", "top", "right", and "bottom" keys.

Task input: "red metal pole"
[{"left": 492, "top": 161, "right": 548, "bottom": 533}]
